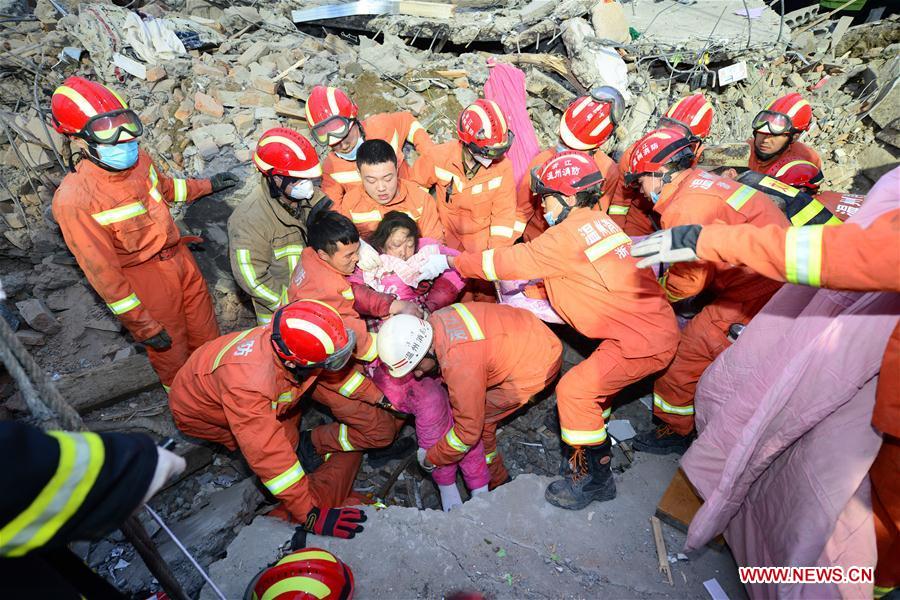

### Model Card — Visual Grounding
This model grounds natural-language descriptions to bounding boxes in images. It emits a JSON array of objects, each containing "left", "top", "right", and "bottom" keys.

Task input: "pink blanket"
[
  {"left": 484, "top": 61, "right": 541, "bottom": 187},
  {"left": 682, "top": 167, "right": 900, "bottom": 599}
]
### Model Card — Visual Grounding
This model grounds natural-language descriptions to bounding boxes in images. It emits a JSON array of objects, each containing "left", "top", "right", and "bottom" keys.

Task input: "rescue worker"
[
  {"left": 517, "top": 87, "right": 626, "bottom": 242},
  {"left": 410, "top": 99, "right": 519, "bottom": 252},
  {"left": 246, "top": 547, "right": 355, "bottom": 600},
  {"left": 305, "top": 85, "right": 434, "bottom": 207},
  {"left": 428, "top": 151, "right": 679, "bottom": 508},
  {"left": 747, "top": 92, "right": 822, "bottom": 178},
  {"left": 49, "top": 76, "right": 237, "bottom": 389},
  {"left": 623, "top": 128, "right": 789, "bottom": 453},
  {"left": 228, "top": 127, "right": 330, "bottom": 325},
  {"left": 761, "top": 159, "right": 866, "bottom": 223},
  {"left": 0, "top": 420, "right": 185, "bottom": 598},
  {"left": 616, "top": 93, "right": 715, "bottom": 236},
  {"left": 630, "top": 183, "right": 899, "bottom": 599},
  {"left": 169, "top": 300, "right": 390, "bottom": 534},
  {"left": 337, "top": 139, "right": 443, "bottom": 241},
  {"left": 287, "top": 210, "right": 423, "bottom": 364},
  {"left": 376, "top": 303, "right": 563, "bottom": 490}
]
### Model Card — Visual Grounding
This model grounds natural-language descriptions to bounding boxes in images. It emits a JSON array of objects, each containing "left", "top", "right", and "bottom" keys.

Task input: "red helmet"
[
  {"left": 774, "top": 160, "right": 824, "bottom": 192},
  {"left": 305, "top": 86, "right": 359, "bottom": 146},
  {"left": 624, "top": 128, "right": 695, "bottom": 186},
  {"left": 457, "top": 99, "right": 514, "bottom": 159},
  {"left": 559, "top": 95, "right": 616, "bottom": 151},
  {"left": 753, "top": 93, "right": 812, "bottom": 135},
  {"left": 254, "top": 128, "right": 322, "bottom": 178},
  {"left": 51, "top": 76, "right": 142, "bottom": 144},
  {"left": 271, "top": 300, "right": 355, "bottom": 371},
  {"left": 246, "top": 548, "right": 354, "bottom": 600},
  {"left": 530, "top": 150, "right": 604, "bottom": 197},
  {"left": 661, "top": 93, "right": 714, "bottom": 138}
]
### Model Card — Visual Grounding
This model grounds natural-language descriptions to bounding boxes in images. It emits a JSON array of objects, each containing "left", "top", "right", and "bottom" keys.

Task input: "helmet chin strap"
[{"left": 553, "top": 194, "right": 574, "bottom": 225}]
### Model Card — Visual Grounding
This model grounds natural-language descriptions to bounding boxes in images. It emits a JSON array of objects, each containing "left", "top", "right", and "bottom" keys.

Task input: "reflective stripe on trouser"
[
  {"left": 558, "top": 339, "right": 675, "bottom": 446},
  {"left": 122, "top": 244, "right": 220, "bottom": 386},
  {"left": 0, "top": 431, "right": 104, "bottom": 557},
  {"left": 310, "top": 383, "right": 403, "bottom": 454},
  {"left": 652, "top": 294, "right": 775, "bottom": 435}
]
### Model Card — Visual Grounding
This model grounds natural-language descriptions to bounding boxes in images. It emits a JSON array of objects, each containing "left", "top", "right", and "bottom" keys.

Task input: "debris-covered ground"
[{"left": 1, "top": 0, "right": 898, "bottom": 597}]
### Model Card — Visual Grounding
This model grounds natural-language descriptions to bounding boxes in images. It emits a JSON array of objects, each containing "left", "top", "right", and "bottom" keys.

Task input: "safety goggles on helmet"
[
  {"left": 77, "top": 109, "right": 143, "bottom": 145},
  {"left": 752, "top": 110, "right": 793, "bottom": 135},
  {"left": 589, "top": 86, "right": 625, "bottom": 125},
  {"left": 311, "top": 115, "right": 356, "bottom": 146},
  {"left": 658, "top": 117, "right": 693, "bottom": 138},
  {"left": 271, "top": 320, "right": 357, "bottom": 372},
  {"left": 467, "top": 130, "right": 515, "bottom": 160},
  {"left": 529, "top": 164, "right": 604, "bottom": 197}
]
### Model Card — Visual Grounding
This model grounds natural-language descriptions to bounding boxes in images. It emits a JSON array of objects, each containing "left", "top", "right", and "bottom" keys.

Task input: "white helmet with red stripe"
[
  {"left": 253, "top": 128, "right": 322, "bottom": 178},
  {"left": 558, "top": 88, "right": 622, "bottom": 151},
  {"left": 457, "top": 99, "right": 514, "bottom": 159},
  {"left": 305, "top": 86, "right": 359, "bottom": 145},
  {"left": 661, "top": 93, "right": 714, "bottom": 139},
  {"left": 376, "top": 314, "right": 433, "bottom": 378}
]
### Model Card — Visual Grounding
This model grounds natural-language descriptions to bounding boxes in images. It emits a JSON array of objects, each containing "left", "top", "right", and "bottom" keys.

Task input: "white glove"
[
  {"left": 417, "top": 447, "right": 435, "bottom": 472},
  {"left": 413, "top": 254, "right": 450, "bottom": 285},
  {"left": 357, "top": 239, "right": 383, "bottom": 272},
  {"left": 141, "top": 447, "right": 187, "bottom": 504},
  {"left": 631, "top": 225, "right": 702, "bottom": 269}
]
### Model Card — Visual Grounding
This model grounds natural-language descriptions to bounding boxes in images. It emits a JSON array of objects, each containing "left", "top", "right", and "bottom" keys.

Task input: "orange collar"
[{"left": 652, "top": 169, "right": 693, "bottom": 215}]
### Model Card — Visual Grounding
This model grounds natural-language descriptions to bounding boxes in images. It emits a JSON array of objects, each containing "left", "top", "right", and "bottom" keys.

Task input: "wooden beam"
[
  {"left": 396, "top": 1, "right": 455, "bottom": 19},
  {"left": 56, "top": 354, "right": 161, "bottom": 413}
]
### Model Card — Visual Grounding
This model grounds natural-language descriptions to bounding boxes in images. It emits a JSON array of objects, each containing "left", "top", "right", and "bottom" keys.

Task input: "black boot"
[
  {"left": 365, "top": 435, "right": 415, "bottom": 468},
  {"left": 296, "top": 430, "right": 324, "bottom": 473},
  {"left": 631, "top": 424, "right": 694, "bottom": 455},
  {"left": 544, "top": 442, "right": 617, "bottom": 510}
]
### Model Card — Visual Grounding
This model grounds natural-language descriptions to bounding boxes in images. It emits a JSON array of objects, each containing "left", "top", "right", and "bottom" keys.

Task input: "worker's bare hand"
[
  {"left": 141, "top": 447, "right": 187, "bottom": 504},
  {"left": 142, "top": 329, "right": 172, "bottom": 351},
  {"left": 390, "top": 299, "right": 423, "bottom": 318},
  {"left": 721, "top": 168, "right": 739, "bottom": 180}
]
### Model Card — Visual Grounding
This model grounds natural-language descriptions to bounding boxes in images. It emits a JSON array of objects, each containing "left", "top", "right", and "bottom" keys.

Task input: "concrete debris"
[{"left": 15, "top": 298, "right": 62, "bottom": 334}]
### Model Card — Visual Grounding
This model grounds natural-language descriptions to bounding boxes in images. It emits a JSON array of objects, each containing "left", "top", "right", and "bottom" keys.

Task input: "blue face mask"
[
  {"left": 95, "top": 141, "right": 139, "bottom": 170},
  {"left": 544, "top": 210, "right": 557, "bottom": 227},
  {"left": 650, "top": 190, "right": 661, "bottom": 203},
  {"left": 334, "top": 136, "right": 363, "bottom": 161}
]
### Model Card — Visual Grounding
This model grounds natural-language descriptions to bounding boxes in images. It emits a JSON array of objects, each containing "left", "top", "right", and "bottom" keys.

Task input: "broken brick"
[
  {"left": 146, "top": 66, "right": 167, "bottom": 82},
  {"left": 15, "top": 299, "right": 62, "bottom": 334},
  {"left": 237, "top": 41, "right": 269, "bottom": 66},
  {"left": 195, "top": 92, "right": 224, "bottom": 118}
]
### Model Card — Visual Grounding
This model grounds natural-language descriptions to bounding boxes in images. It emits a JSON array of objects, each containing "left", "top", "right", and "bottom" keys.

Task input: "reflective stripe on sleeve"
[
  {"left": 561, "top": 426, "right": 607, "bottom": 446},
  {"left": 784, "top": 225, "right": 824, "bottom": 287},
  {"left": 490, "top": 225, "right": 515, "bottom": 238},
  {"left": 341, "top": 287, "right": 355, "bottom": 301},
  {"left": 584, "top": 232, "right": 631, "bottom": 262},
  {"left": 358, "top": 333, "right": 378, "bottom": 362},
  {"left": 92, "top": 202, "right": 147, "bottom": 226},
  {"left": 724, "top": 185, "right": 756, "bottom": 211},
  {"left": 148, "top": 166, "right": 163, "bottom": 203},
  {"left": 0, "top": 431, "right": 104, "bottom": 557},
  {"left": 106, "top": 293, "right": 141, "bottom": 315},
  {"left": 513, "top": 221, "right": 526, "bottom": 234},
  {"left": 653, "top": 392, "right": 694, "bottom": 416},
  {"left": 271, "top": 391, "right": 293, "bottom": 410},
  {"left": 235, "top": 249, "right": 281, "bottom": 307},
  {"left": 329, "top": 171, "right": 361, "bottom": 184},
  {"left": 263, "top": 460, "right": 305, "bottom": 495},
  {"left": 481, "top": 249, "right": 498, "bottom": 282},
  {"left": 485, "top": 451, "right": 497, "bottom": 464},
  {"left": 407, "top": 120, "right": 426, "bottom": 144},
  {"left": 445, "top": 428, "right": 470, "bottom": 453},
  {"left": 789, "top": 199, "right": 827, "bottom": 226},
  {"left": 338, "top": 424, "right": 355, "bottom": 451},
  {"left": 339, "top": 371, "right": 365, "bottom": 397},
  {"left": 608, "top": 205, "right": 629, "bottom": 215},
  {"left": 451, "top": 303, "right": 485, "bottom": 340},
  {"left": 173, "top": 179, "right": 188, "bottom": 204}
]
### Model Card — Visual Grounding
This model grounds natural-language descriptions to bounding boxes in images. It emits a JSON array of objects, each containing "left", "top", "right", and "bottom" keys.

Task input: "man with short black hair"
[{"left": 338, "top": 139, "right": 443, "bottom": 241}]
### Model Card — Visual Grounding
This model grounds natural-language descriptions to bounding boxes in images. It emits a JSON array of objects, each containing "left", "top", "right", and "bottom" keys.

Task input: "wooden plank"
[
  {"left": 650, "top": 516, "right": 673, "bottom": 586},
  {"left": 396, "top": 1, "right": 455, "bottom": 19},
  {"left": 655, "top": 468, "right": 726, "bottom": 550},
  {"left": 57, "top": 354, "right": 161, "bottom": 413}
]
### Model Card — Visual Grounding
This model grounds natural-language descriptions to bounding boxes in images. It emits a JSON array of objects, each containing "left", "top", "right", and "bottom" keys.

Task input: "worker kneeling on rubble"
[
  {"left": 305, "top": 85, "right": 434, "bottom": 207},
  {"left": 229, "top": 127, "right": 332, "bottom": 326},
  {"left": 624, "top": 128, "right": 788, "bottom": 454},
  {"left": 378, "top": 303, "right": 562, "bottom": 491},
  {"left": 434, "top": 151, "right": 679, "bottom": 509},
  {"left": 168, "top": 300, "right": 401, "bottom": 538},
  {"left": 49, "top": 76, "right": 238, "bottom": 389}
]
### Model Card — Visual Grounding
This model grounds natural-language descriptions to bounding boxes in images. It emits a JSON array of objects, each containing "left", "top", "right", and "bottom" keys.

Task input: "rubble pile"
[{"left": 0, "top": 0, "right": 898, "bottom": 596}]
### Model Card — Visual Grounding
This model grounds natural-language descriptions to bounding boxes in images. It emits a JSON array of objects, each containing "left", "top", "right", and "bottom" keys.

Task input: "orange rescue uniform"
[
  {"left": 746, "top": 139, "right": 822, "bottom": 180},
  {"left": 696, "top": 209, "right": 900, "bottom": 594},
  {"left": 321, "top": 112, "right": 433, "bottom": 208},
  {"left": 52, "top": 150, "right": 219, "bottom": 388},
  {"left": 410, "top": 141, "right": 519, "bottom": 252},
  {"left": 169, "top": 326, "right": 395, "bottom": 521},
  {"left": 651, "top": 168, "right": 789, "bottom": 434},
  {"left": 455, "top": 207, "right": 679, "bottom": 450},
  {"left": 338, "top": 178, "right": 443, "bottom": 241},
  {"left": 517, "top": 147, "right": 625, "bottom": 241},
  {"left": 424, "top": 303, "right": 562, "bottom": 487}
]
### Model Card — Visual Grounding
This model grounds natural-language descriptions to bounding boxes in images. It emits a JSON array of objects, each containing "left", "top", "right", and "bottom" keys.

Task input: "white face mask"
[
  {"left": 473, "top": 154, "right": 493, "bottom": 168},
  {"left": 334, "top": 136, "right": 364, "bottom": 161},
  {"left": 289, "top": 179, "right": 315, "bottom": 200}
]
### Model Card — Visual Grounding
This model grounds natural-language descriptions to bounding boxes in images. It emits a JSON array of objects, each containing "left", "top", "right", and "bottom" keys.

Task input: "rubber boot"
[
  {"left": 632, "top": 424, "right": 694, "bottom": 455},
  {"left": 296, "top": 429, "right": 323, "bottom": 474},
  {"left": 438, "top": 483, "right": 463, "bottom": 512},
  {"left": 365, "top": 435, "right": 415, "bottom": 468},
  {"left": 470, "top": 485, "right": 488, "bottom": 497},
  {"left": 544, "top": 441, "right": 617, "bottom": 510}
]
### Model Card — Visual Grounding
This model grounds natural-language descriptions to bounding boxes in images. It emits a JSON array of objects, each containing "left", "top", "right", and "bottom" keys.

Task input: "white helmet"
[{"left": 376, "top": 314, "right": 433, "bottom": 378}]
